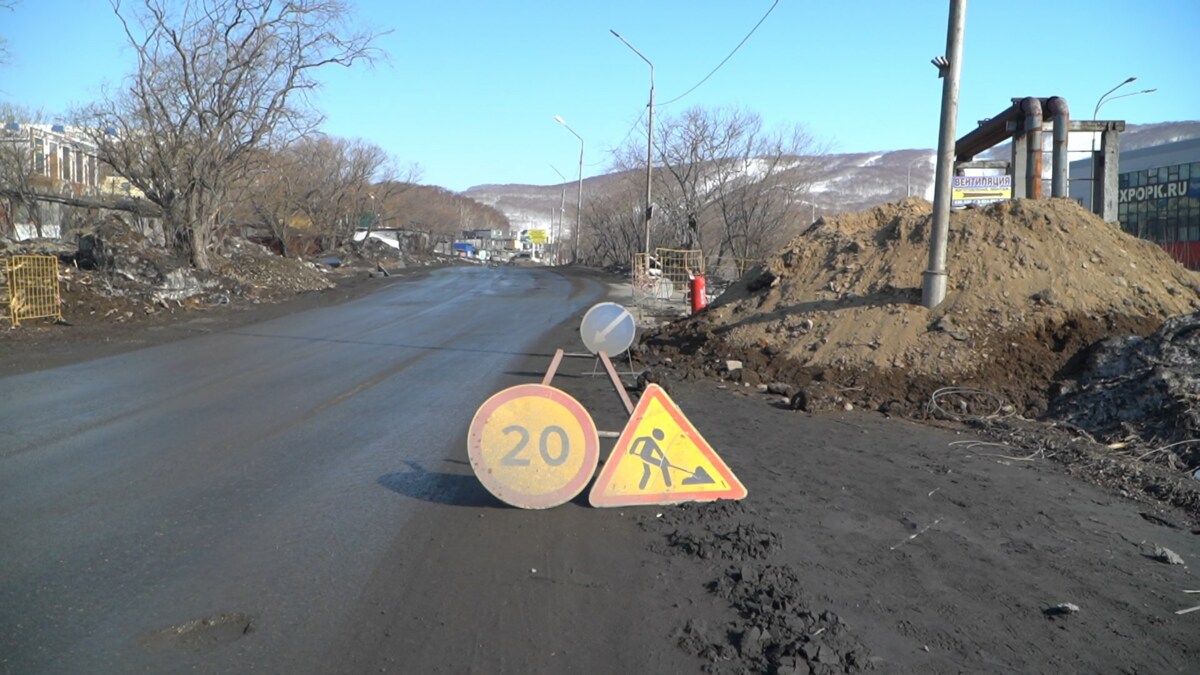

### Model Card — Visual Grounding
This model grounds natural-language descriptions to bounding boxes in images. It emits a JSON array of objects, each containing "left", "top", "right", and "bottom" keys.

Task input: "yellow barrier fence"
[
  {"left": 653, "top": 248, "right": 705, "bottom": 293},
  {"left": 3, "top": 255, "right": 63, "bottom": 326}
]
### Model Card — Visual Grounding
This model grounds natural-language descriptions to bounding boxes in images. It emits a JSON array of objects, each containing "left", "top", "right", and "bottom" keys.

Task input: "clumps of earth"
[
  {"left": 641, "top": 197, "right": 1200, "bottom": 476},
  {"left": 644, "top": 501, "right": 870, "bottom": 674},
  {"left": 652, "top": 500, "right": 780, "bottom": 560}
]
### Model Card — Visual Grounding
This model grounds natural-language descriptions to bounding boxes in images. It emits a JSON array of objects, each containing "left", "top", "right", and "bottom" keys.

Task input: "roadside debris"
[
  {"left": 1151, "top": 545, "right": 1185, "bottom": 566},
  {"left": 1048, "top": 311, "right": 1200, "bottom": 471},
  {"left": 1043, "top": 603, "right": 1080, "bottom": 617}
]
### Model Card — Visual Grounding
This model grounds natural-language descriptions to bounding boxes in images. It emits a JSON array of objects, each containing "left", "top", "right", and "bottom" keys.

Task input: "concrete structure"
[{"left": 1071, "top": 138, "right": 1200, "bottom": 269}]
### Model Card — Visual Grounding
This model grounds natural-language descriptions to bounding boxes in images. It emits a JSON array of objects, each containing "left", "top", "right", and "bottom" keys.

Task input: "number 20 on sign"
[{"left": 468, "top": 384, "right": 600, "bottom": 509}]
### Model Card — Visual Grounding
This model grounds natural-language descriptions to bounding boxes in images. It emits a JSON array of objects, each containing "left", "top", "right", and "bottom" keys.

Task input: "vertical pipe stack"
[
  {"left": 1021, "top": 97, "right": 1043, "bottom": 199},
  {"left": 1046, "top": 97, "right": 1070, "bottom": 198}
]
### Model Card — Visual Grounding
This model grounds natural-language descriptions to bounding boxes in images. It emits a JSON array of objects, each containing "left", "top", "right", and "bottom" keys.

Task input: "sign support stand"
[{"left": 542, "top": 348, "right": 634, "bottom": 416}]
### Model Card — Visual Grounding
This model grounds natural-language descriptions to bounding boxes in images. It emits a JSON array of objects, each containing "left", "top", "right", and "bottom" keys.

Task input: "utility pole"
[
  {"left": 611, "top": 29, "right": 655, "bottom": 257},
  {"left": 554, "top": 116, "right": 584, "bottom": 264},
  {"left": 551, "top": 165, "right": 568, "bottom": 266},
  {"left": 922, "top": 0, "right": 966, "bottom": 310}
]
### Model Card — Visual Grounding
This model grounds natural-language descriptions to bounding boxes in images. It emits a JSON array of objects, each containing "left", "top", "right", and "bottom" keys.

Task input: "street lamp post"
[
  {"left": 1089, "top": 78, "right": 1156, "bottom": 212},
  {"left": 1089, "top": 77, "right": 1134, "bottom": 210},
  {"left": 550, "top": 164, "right": 569, "bottom": 266},
  {"left": 907, "top": 157, "right": 925, "bottom": 197},
  {"left": 554, "top": 115, "right": 584, "bottom": 264},
  {"left": 1092, "top": 77, "right": 1136, "bottom": 126},
  {"left": 611, "top": 29, "right": 655, "bottom": 257}
]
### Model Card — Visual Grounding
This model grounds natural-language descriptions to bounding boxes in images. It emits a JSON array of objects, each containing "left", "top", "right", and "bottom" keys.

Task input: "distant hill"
[
  {"left": 463, "top": 121, "right": 1200, "bottom": 236},
  {"left": 1094, "top": 120, "right": 1200, "bottom": 151}
]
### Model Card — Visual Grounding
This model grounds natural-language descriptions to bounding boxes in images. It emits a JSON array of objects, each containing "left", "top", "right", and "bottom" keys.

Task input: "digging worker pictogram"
[{"left": 630, "top": 428, "right": 672, "bottom": 490}]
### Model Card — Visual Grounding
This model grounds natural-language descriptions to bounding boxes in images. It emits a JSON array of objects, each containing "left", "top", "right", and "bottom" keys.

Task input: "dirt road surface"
[{"left": 2, "top": 265, "right": 1197, "bottom": 674}]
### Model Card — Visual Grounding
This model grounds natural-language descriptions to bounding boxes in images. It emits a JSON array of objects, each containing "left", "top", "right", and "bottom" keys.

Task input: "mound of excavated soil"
[
  {"left": 642, "top": 197, "right": 1200, "bottom": 418},
  {"left": 1048, "top": 311, "right": 1200, "bottom": 468}
]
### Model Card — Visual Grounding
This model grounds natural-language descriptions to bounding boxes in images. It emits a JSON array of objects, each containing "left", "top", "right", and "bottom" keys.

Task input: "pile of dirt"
[
  {"left": 216, "top": 237, "right": 335, "bottom": 302},
  {"left": 643, "top": 197, "right": 1200, "bottom": 423}
]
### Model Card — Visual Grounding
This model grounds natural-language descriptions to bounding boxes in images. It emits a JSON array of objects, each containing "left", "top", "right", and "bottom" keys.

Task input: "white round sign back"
[{"left": 580, "top": 302, "right": 636, "bottom": 356}]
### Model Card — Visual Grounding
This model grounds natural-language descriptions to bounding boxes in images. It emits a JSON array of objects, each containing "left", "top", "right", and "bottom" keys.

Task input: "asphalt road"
[{"left": 0, "top": 266, "right": 611, "bottom": 674}]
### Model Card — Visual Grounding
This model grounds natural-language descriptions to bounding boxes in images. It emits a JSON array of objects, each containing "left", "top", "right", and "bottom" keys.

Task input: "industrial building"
[{"left": 1070, "top": 137, "right": 1200, "bottom": 269}]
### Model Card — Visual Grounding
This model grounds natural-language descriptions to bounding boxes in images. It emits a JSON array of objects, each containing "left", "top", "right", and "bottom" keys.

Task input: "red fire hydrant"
[{"left": 689, "top": 272, "right": 707, "bottom": 314}]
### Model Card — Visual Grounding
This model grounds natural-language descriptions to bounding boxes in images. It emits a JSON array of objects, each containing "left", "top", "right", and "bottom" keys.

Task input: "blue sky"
[{"left": 3, "top": 1, "right": 1197, "bottom": 192}]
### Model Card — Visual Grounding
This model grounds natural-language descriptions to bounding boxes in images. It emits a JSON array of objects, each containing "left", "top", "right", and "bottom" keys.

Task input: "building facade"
[
  {"left": 1, "top": 123, "right": 104, "bottom": 194},
  {"left": 1070, "top": 138, "right": 1200, "bottom": 270}
]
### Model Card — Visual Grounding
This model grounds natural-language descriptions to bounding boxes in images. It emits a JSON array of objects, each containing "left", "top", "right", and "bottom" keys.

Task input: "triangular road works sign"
[{"left": 589, "top": 384, "right": 747, "bottom": 507}]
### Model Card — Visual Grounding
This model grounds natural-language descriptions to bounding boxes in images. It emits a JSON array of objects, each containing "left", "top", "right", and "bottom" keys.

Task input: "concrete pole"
[
  {"left": 574, "top": 144, "right": 584, "bottom": 263},
  {"left": 610, "top": 30, "right": 656, "bottom": 257},
  {"left": 645, "top": 80, "right": 655, "bottom": 257},
  {"left": 1090, "top": 77, "right": 1134, "bottom": 212},
  {"left": 554, "top": 116, "right": 585, "bottom": 263},
  {"left": 922, "top": 0, "right": 966, "bottom": 310},
  {"left": 551, "top": 165, "right": 568, "bottom": 265},
  {"left": 557, "top": 187, "right": 566, "bottom": 264}
]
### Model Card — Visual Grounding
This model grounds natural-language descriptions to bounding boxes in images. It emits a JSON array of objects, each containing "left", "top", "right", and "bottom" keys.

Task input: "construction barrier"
[
  {"left": 3, "top": 255, "right": 63, "bottom": 326},
  {"left": 653, "top": 248, "right": 705, "bottom": 294},
  {"left": 631, "top": 248, "right": 706, "bottom": 316}
]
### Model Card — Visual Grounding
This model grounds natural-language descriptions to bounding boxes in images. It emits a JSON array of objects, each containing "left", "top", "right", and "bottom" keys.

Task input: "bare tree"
[
  {"left": 708, "top": 123, "right": 826, "bottom": 270},
  {"left": 0, "top": 2, "right": 16, "bottom": 66},
  {"left": 388, "top": 185, "right": 507, "bottom": 254},
  {"left": 233, "top": 136, "right": 421, "bottom": 255},
  {"left": 612, "top": 105, "right": 826, "bottom": 273},
  {"left": 78, "top": 0, "right": 384, "bottom": 271},
  {"left": 575, "top": 175, "right": 644, "bottom": 268},
  {"left": 0, "top": 103, "right": 49, "bottom": 237}
]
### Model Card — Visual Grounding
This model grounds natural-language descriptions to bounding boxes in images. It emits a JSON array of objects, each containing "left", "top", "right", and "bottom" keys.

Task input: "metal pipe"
[
  {"left": 954, "top": 101, "right": 1022, "bottom": 162},
  {"left": 1021, "top": 97, "right": 1043, "bottom": 199},
  {"left": 922, "top": 0, "right": 966, "bottom": 310},
  {"left": 1046, "top": 96, "right": 1070, "bottom": 198}
]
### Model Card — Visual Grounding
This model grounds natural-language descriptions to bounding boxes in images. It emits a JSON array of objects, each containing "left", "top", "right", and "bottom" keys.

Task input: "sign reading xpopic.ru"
[
  {"left": 951, "top": 175, "right": 1012, "bottom": 208},
  {"left": 468, "top": 384, "right": 599, "bottom": 509}
]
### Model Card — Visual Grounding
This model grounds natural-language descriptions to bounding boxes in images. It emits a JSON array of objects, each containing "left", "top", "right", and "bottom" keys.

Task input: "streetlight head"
[
  {"left": 609, "top": 29, "right": 621, "bottom": 38},
  {"left": 554, "top": 115, "right": 567, "bottom": 126},
  {"left": 1124, "top": 76, "right": 1137, "bottom": 84}
]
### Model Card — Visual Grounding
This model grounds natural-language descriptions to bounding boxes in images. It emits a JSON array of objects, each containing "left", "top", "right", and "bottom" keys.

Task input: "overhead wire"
[
  {"left": 594, "top": 0, "right": 779, "bottom": 168},
  {"left": 657, "top": 0, "right": 780, "bottom": 108},
  {"left": 595, "top": 108, "right": 648, "bottom": 167}
]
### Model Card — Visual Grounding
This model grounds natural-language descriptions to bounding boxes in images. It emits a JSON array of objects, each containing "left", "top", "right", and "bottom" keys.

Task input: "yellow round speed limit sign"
[{"left": 468, "top": 384, "right": 600, "bottom": 509}]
